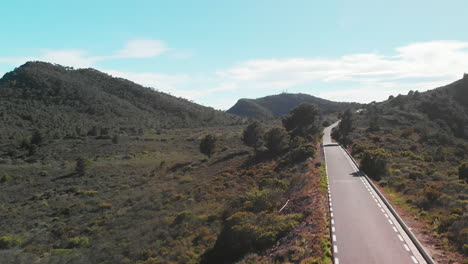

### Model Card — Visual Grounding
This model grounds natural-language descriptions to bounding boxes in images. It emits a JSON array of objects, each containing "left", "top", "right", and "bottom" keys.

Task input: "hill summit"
[{"left": 227, "top": 93, "right": 360, "bottom": 118}]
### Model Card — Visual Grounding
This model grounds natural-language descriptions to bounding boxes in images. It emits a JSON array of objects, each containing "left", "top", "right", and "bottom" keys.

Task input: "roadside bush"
[
  {"left": 201, "top": 211, "right": 302, "bottom": 264},
  {"left": 360, "top": 148, "right": 389, "bottom": 181},
  {"left": 289, "top": 143, "right": 315, "bottom": 163}
]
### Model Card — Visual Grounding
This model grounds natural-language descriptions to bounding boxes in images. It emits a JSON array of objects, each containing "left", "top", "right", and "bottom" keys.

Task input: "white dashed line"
[
  {"left": 330, "top": 207, "right": 333, "bottom": 212},
  {"left": 388, "top": 219, "right": 393, "bottom": 225},
  {"left": 333, "top": 234, "right": 337, "bottom": 241},
  {"left": 331, "top": 219, "right": 335, "bottom": 225},
  {"left": 334, "top": 245, "right": 338, "bottom": 253},
  {"left": 377, "top": 203, "right": 382, "bottom": 208},
  {"left": 335, "top": 258, "right": 340, "bottom": 264},
  {"left": 393, "top": 226, "right": 398, "bottom": 233},
  {"left": 332, "top": 226, "right": 336, "bottom": 232},
  {"left": 381, "top": 208, "right": 385, "bottom": 213},
  {"left": 331, "top": 212, "right": 334, "bottom": 217},
  {"left": 404, "top": 244, "right": 410, "bottom": 251},
  {"left": 411, "top": 256, "right": 418, "bottom": 263},
  {"left": 398, "top": 235, "right": 404, "bottom": 242},
  {"left": 384, "top": 213, "right": 389, "bottom": 218}
]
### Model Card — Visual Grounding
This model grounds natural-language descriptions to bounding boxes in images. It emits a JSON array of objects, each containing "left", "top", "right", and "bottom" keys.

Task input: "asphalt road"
[{"left": 323, "top": 122, "right": 426, "bottom": 264}]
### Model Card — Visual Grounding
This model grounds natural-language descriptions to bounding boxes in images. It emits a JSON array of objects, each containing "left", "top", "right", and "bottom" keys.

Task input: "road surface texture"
[{"left": 323, "top": 122, "right": 427, "bottom": 264}]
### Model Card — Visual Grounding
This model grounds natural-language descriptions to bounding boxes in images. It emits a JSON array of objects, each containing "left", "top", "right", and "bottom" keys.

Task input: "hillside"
[
  {"left": 227, "top": 93, "right": 360, "bottom": 118},
  {"left": 333, "top": 74, "right": 468, "bottom": 261},
  {"left": 0, "top": 104, "right": 330, "bottom": 263},
  {"left": 0, "top": 61, "right": 242, "bottom": 143}
]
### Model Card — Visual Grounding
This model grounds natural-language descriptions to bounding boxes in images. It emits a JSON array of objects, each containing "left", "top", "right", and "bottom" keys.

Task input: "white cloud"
[
  {"left": 218, "top": 41, "right": 468, "bottom": 97},
  {"left": 0, "top": 38, "right": 171, "bottom": 70},
  {"left": 115, "top": 39, "right": 169, "bottom": 59}
]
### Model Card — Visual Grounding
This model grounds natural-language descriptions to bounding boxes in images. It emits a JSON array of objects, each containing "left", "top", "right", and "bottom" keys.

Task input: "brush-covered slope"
[
  {"left": 227, "top": 93, "right": 360, "bottom": 118},
  {"left": 0, "top": 61, "right": 242, "bottom": 142},
  {"left": 339, "top": 74, "right": 468, "bottom": 261}
]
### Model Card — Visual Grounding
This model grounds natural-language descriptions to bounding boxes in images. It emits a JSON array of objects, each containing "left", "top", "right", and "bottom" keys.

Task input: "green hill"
[
  {"left": 227, "top": 93, "right": 360, "bottom": 118},
  {"left": 0, "top": 61, "right": 242, "bottom": 143}
]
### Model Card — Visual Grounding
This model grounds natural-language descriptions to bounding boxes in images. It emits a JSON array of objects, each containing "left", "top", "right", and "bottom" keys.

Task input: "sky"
[{"left": 1, "top": 0, "right": 468, "bottom": 110}]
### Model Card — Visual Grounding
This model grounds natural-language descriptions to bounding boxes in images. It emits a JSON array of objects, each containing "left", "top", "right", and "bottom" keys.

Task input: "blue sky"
[{"left": 1, "top": 0, "right": 468, "bottom": 109}]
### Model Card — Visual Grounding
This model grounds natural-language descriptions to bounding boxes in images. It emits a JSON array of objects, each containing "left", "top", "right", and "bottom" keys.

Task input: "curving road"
[{"left": 323, "top": 122, "right": 427, "bottom": 264}]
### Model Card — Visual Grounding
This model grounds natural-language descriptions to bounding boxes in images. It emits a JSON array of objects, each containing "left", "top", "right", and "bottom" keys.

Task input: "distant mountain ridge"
[
  {"left": 0, "top": 61, "right": 242, "bottom": 142},
  {"left": 227, "top": 93, "right": 361, "bottom": 118}
]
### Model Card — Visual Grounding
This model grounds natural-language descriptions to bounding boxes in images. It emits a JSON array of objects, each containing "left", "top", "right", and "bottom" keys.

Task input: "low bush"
[
  {"left": 360, "top": 148, "right": 389, "bottom": 181},
  {"left": 0, "top": 236, "right": 21, "bottom": 249}
]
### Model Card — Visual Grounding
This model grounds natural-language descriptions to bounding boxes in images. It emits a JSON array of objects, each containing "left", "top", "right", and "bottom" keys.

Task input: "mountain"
[
  {"left": 227, "top": 93, "right": 361, "bottom": 118},
  {"left": 0, "top": 61, "right": 242, "bottom": 142}
]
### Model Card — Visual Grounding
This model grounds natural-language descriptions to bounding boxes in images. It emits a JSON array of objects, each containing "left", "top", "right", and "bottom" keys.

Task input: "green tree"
[
  {"left": 360, "top": 148, "right": 389, "bottom": 181},
  {"left": 368, "top": 115, "right": 381, "bottom": 132},
  {"left": 200, "top": 134, "right": 217, "bottom": 158},
  {"left": 75, "top": 156, "right": 91, "bottom": 176},
  {"left": 339, "top": 109, "right": 353, "bottom": 135},
  {"left": 282, "top": 103, "right": 321, "bottom": 138},
  {"left": 30, "top": 130, "right": 43, "bottom": 145},
  {"left": 459, "top": 163, "right": 468, "bottom": 182},
  {"left": 264, "top": 127, "right": 290, "bottom": 154},
  {"left": 242, "top": 122, "right": 264, "bottom": 151}
]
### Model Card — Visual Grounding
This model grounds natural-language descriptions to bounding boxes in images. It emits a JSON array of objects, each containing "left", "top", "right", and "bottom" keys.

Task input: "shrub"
[
  {"left": 200, "top": 134, "right": 217, "bottom": 157},
  {"left": 408, "top": 171, "right": 423, "bottom": 180},
  {"left": 459, "top": 163, "right": 468, "bottom": 182},
  {"left": 360, "top": 148, "right": 389, "bottom": 181},
  {"left": 201, "top": 211, "right": 302, "bottom": 263},
  {"left": 75, "top": 156, "right": 91, "bottom": 175},
  {"left": 0, "top": 236, "right": 21, "bottom": 249},
  {"left": 67, "top": 236, "right": 90, "bottom": 248},
  {"left": 30, "top": 130, "right": 43, "bottom": 145},
  {"left": 424, "top": 186, "right": 442, "bottom": 202},
  {"left": 112, "top": 134, "right": 120, "bottom": 144},
  {"left": 289, "top": 143, "right": 316, "bottom": 163},
  {"left": 264, "top": 127, "right": 290, "bottom": 154}
]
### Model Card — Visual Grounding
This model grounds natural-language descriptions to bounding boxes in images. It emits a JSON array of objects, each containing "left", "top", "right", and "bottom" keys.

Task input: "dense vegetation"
[
  {"left": 334, "top": 75, "right": 468, "bottom": 261},
  {"left": 0, "top": 61, "right": 243, "bottom": 146},
  {"left": 227, "top": 93, "right": 361, "bottom": 119},
  {"left": 0, "top": 62, "right": 332, "bottom": 264}
]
